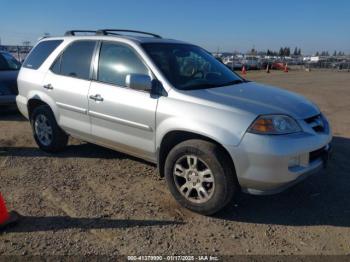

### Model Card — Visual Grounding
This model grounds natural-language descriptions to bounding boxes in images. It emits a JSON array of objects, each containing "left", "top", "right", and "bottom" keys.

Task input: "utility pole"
[{"left": 232, "top": 47, "right": 235, "bottom": 71}]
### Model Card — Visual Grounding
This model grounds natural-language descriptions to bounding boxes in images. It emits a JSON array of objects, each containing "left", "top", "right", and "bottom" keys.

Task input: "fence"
[{"left": 305, "top": 61, "right": 350, "bottom": 71}]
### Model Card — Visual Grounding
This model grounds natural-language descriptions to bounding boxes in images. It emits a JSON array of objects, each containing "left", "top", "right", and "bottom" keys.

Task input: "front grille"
[
  {"left": 304, "top": 114, "right": 325, "bottom": 133},
  {"left": 309, "top": 146, "right": 326, "bottom": 162}
]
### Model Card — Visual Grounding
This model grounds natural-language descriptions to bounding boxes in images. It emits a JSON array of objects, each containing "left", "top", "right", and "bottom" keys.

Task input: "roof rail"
[
  {"left": 96, "top": 29, "right": 162, "bottom": 39},
  {"left": 64, "top": 30, "right": 97, "bottom": 36}
]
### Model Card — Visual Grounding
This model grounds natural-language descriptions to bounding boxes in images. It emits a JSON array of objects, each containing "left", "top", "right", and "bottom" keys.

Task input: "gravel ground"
[{"left": 0, "top": 70, "right": 349, "bottom": 257}]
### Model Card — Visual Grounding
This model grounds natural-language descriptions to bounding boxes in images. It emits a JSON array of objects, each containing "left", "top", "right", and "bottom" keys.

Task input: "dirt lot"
[{"left": 0, "top": 70, "right": 349, "bottom": 257}]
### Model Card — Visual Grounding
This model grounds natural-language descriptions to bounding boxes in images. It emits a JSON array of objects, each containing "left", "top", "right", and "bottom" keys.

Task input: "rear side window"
[
  {"left": 23, "top": 40, "right": 63, "bottom": 69},
  {"left": 51, "top": 41, "right": 96, "bottom": 80}
]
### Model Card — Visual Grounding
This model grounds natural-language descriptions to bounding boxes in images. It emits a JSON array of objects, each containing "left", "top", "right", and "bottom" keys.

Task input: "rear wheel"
[
  {"left": 31, "top": 105, "right": 68, "bottom": 153},
  {"left": 164, "top": 139, "right": 238, "bottom": 215}
]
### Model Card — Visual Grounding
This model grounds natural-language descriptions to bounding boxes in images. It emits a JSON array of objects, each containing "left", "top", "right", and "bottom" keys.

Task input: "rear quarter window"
[{"left": 23, "top": 40, "right": 63, "bottom": 70}]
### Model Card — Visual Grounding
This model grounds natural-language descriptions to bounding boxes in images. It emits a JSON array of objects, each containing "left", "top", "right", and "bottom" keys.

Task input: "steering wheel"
[{"left": 189, "top": 68, "right": 204, "bottom": 79}]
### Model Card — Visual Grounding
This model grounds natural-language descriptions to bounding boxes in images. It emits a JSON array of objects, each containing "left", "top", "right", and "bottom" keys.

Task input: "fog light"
[{"left": 288, "top": 155, "right": 300, "bottom": 167}]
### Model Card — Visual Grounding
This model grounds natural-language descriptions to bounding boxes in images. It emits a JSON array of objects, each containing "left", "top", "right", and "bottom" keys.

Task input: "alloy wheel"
[
  {"left": 34, "top": 114, "right": 53, "bottom": 146},
  {"left": 173, "top": 155, "right": 215, "bottom": 204}
]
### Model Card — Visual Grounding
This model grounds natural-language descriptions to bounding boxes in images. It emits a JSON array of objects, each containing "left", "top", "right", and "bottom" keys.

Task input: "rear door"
[
  {"left": 88, "top": 41, "right": 158, "bottom": 161},
  {"left": 43, "top": 40, "right": 97, "bottom": 137}
]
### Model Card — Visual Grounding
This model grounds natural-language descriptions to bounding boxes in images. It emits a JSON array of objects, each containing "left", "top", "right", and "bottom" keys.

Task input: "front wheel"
[{"left": 164, "top": 139, "right": 238, "bottom": 215}]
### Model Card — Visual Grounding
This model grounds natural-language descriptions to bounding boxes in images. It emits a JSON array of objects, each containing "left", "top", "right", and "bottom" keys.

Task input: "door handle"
[
  {"left": 89, "top": 94, "right": 104, "bottom": 102},
  {"left": 43, "top": 84, "right": 53, "bottom": 90}
]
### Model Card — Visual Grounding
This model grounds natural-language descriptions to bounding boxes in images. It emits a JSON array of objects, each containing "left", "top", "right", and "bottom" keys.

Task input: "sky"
[{"left": 0, "top": 0, "right": 349, "bottom": 54}]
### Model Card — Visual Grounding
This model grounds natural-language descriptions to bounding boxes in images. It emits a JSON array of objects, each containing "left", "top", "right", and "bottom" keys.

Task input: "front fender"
[
  {"left": 155, "top": 96, "right": 256, "bottom": 150},
  {"left": 156, "top": 116, "right": 241, "bottom": 150}
]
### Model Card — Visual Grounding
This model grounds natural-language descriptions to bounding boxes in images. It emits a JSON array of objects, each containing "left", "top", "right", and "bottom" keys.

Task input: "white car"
[{"left": 16, "top": 30, "right": 332, "bottom": 215}]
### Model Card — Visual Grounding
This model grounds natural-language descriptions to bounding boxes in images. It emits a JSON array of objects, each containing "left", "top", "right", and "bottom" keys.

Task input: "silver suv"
[{"left": 17, "top": 29, "right": 332, "bottom": 215}]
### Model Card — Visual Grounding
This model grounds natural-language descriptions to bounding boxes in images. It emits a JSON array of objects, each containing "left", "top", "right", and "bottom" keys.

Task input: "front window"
[
  {"left": 0, "top": 52, "right": 21, "bottom": 71},
  {"left": 97, "top": 42, "right": 150, "bottom": 87},
  {"left": 142, "top": 43, "right": 244, "bottom": 90}
]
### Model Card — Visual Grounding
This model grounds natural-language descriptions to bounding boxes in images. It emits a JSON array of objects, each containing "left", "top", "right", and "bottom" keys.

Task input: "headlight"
[{"left": 248, "top": 115, "right": 301, "bottom": 135}]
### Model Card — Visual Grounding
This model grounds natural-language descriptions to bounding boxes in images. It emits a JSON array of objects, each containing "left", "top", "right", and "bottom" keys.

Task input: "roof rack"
[
  {"left": 96, "top": 29, "right": 162, "bottom": 39},
  {"left": 64, "top": 30, "right": 97, "bottom": 36}
]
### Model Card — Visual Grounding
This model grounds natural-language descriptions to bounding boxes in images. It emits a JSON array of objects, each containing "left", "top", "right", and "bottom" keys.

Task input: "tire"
[
  {"left": 164, "top": 139, "right": 238, "bottom": 215},
  {"left": 30, "top": 105, "right": 68, "bottom": 153}
]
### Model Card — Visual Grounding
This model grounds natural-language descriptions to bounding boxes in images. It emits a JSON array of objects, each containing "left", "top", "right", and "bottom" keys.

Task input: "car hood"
[
  {"left": 183, "top": 82, "right": 320, "bottom": 119},
  {"left": 0, "top": 70, "right": 19, "bottom": 94}
]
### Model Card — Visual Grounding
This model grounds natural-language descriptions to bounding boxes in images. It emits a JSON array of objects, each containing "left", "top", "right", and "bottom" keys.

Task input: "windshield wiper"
[
  {"left": 216, "top": 79, "right": 244, "bottom": 87},
  {"left": 182, "top": 83, "right": 219, "bottom": 90},
  {"left": 182, "top": 79, "right": 246, "bottom": 90}
]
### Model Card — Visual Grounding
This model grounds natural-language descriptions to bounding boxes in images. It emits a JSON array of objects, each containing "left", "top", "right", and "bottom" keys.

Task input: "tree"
[
  {"left": 279, "top": 47, "right": 284, "bottom": 56},
  {"left": 250, "top": 48, "right": 257, "bottom": 55},
  {"left": 293, "top": 47, "right": 298, "bottom": 56},
  {"left": 283, "top": 47, "right": 290, "bottom": 56}
]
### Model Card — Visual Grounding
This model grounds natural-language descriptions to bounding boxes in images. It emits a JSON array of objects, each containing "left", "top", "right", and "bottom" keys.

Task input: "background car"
[
  {"left": 241, "top": 56, "right": 261, "bottom": 70},
  {"left": 0, "top": 51, "right": 21, "bottom": 107},
  {"left": 225, "top": 60, "right": 244, "bottom": 71}
]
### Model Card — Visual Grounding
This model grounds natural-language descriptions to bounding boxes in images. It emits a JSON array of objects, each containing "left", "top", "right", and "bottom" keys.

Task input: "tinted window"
[
  {"left": 142, "top": 43, "right": 243, "bottom": 90},
  {"left": 58, "top": 41, "right": 95, "bottom": 80},
  {"left": 98, "top": 42, "right": 149, "bottom": 87},
  {"left": 23, "top": 40, "right": 63, "bottom": 69},
  {"left": 1, "top": 53, "right": 21, "bottom": 70},
  {"left": 51, "top": 55, "right": 61, "bottom": 74},
  {"left": 0, "top": 55, "right": 9, "bottom": 70}
]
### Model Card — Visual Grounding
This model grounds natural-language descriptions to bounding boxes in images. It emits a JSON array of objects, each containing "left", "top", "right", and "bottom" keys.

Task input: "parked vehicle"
[
  {"left": 241, "top": 56, "right": 261, "bottom": 70},
  {"left": 225, "top": 60, "right": 244, "bottom": 71},
  {"left": 0, "top": 51, "right": 21, "bottom": 106},
  {"left": 17, "top": 30, "right": 332, "bottom": 215},
  {"left": 272, "top": 62, "right": 286, "bottom": 70}
]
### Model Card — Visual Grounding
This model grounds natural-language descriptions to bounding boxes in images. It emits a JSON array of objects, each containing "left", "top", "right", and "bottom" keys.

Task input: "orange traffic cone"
[
  {"left": 266, "top": 64, "right": 270, "bottom": 73},
  {"left": 284, "top": 63, "right": 288, "bottom": 72},
  {"left": 0, "top": 193, "right": 19, "bottom": 230},
  {"left": 241, "top": 65, "right": 247, "bottom": 75}
]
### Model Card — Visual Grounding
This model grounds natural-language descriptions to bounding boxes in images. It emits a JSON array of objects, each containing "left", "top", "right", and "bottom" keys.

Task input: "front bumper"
[
  {"left": 0, "top": 95, "right": 16, "bottom": 105},
  {"left": 226, "top": 129, "right": 332, "bottom": 195}
]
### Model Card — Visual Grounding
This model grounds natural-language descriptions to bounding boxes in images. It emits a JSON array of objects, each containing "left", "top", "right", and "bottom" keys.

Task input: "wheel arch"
[
  {"left": 157, "top": 130, "right": 237, "bottom": 182},
  {"left": 27, "top": 92, "right": 59, "bottom": 121}
]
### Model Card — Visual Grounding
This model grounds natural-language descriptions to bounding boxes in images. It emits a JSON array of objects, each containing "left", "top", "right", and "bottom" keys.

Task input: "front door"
[{"left": 88, "top": 41, "right": 158, "bottom": 161}]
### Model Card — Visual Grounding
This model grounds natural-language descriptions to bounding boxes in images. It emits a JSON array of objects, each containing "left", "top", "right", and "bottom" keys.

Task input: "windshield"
[
  {"left": 0, "top": 52, "right": 21, "bottom": 71},
  {"left": 142, "top": 43, "right": 244, "bottom": 90}
]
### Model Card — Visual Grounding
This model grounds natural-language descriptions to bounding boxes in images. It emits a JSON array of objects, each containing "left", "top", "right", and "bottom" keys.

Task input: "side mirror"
[{"left": 126, "top": 74, "right": 152, "bottom": 91}]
